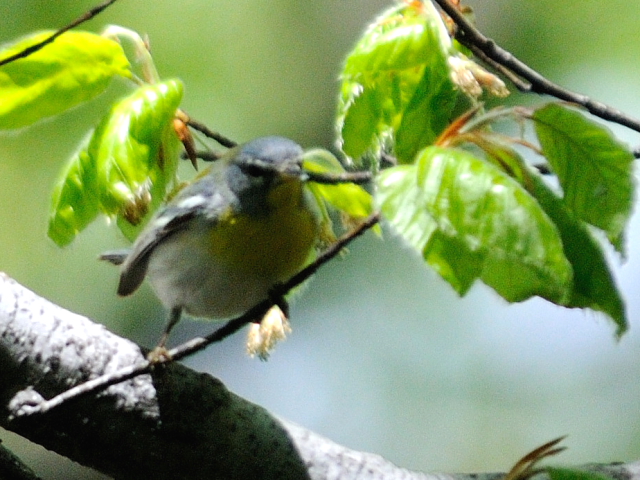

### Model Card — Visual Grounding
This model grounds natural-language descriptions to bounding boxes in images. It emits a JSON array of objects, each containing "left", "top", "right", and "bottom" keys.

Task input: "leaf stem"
[
  {"left": 186, "top": 118, "right": 238, "bottom": 149},
  {"left": 101, "top": 25, "right": 160, "bottom": 84}
]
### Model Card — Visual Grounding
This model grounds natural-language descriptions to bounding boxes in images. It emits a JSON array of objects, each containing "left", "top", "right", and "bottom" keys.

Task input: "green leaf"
[
  {"left": 342, "top": 3, "right": 451, "bottom": 76},
  {"left": 530, "top": 174, "right": 627, "bottom": 336},
  {"left": 377, "top": 146, "right": 573, "bottom": 302},
  {"left": 470, "top": 134, "right": 533, "bottom": 188},
  {"left": 422, "top": 230, "right": 483, "bottom": 294},
  {"left": 547, "top": 467, "right": 616, "bottom": 480},
  {"left": 114, "top": 109, "right": 184, "bottom": 242},
  {"left": 95, "top": 79, "right": 183, "bottom": 238},
  {"left": 48, "top": 79, "right": 184, "bottom": 246},
  {"left": 301, "top": 148, "right": 378, "bottom": 237},
  {"left": 533, "top": 103, "right": 635, "bottom": 253},
  {"left": 0, "top": 30, "right": 131, "bottom": 129},
  {"left": 337, "top": 2, "right": 456, "bottom": 162},
  {"left": 48, "top": 142, "right": 100, "bottom": 247},
  {"left": 339, "top": 85, "right": 381, "bottom": 160},
  {"left": 395, "top": 63, "right": 457, "bottom": 163}
]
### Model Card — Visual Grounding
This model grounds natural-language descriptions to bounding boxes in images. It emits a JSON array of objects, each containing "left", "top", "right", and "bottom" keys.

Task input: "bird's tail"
[{"left": 98, "top": 250, "right": 130, "bottom": 266}]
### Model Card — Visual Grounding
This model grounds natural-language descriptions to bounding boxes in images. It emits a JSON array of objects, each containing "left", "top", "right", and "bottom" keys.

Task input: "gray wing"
[{"left": 117, "top": 172, "right": 230, "bottom": 297}]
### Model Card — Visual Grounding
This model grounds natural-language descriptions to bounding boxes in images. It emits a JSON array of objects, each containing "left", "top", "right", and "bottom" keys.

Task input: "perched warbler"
[{"left": 102, "top": 136, "right": 320, "bottom": 349}]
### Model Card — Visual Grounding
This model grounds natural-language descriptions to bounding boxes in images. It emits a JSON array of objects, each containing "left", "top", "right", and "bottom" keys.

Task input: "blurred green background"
[{"left": 2, "top": 1, "right": 640, "bottom": 478}]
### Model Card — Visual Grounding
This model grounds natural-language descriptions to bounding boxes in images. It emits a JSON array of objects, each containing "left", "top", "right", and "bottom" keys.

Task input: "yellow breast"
[{"left": 207, "top": 180, "right": 318, "bottom": 282}]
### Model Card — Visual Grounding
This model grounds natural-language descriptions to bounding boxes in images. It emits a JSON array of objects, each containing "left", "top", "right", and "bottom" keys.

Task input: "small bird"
[{"left": 101, "top": 136, "right": 320, "bottom": 351}]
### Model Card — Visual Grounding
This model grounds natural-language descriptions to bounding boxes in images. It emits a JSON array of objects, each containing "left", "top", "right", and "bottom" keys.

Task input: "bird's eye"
[
  {"left": 241, "top": 163, "right": 266, "bottom": 177},
  {"left": 239, "top": 159, "right": 275, "bottom": 178}
]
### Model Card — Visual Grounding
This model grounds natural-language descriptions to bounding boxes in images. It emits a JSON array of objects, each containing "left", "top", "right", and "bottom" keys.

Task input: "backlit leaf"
[
  {"left": 302, "top": 148, "right": 377, "bottom": 236},
  {"left": 547, "top": 467, "right": 616, "bottom": 480},
  {"left": 338, "top": 2, "right": 456, "bottom": 162},
  {"left": 0, "top": 30, "right": 130, "bottom": 129},
  {"left": 48, "top": 79, "right": 184, "bottom": 245},
  {"left": 48, "top": 142, "right": 100, "bottom": 247},
  {"left": 530, "top": 174, "right": 626, "bottom": 335},
  {"left": 377, "top": 146, "right": 573, "bottom": 302},
  {"left": 533, "top": 103, "right": 634, "bottom": 253},
  {"left": 93, "top": 79, "right": 183, "bottom": 220},
  {"left": 342, "top": 3, "right": 451, "bottom": 76},
  {"left": 395, "top": 63, "right": 457, "bottom": 163}
]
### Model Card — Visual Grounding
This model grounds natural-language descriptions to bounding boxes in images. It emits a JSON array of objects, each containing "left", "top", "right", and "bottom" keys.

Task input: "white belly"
[{"left": 146, "top": 228, "right": 276, "bottom": 320}]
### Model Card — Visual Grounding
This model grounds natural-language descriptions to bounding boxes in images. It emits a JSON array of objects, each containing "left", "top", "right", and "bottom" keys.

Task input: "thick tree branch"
[
  {"left": 0, "top": 272, "right": 426, "bottom": 479},
  {"left": 0, "top": 442, "right": 43, "bottom": 480}
]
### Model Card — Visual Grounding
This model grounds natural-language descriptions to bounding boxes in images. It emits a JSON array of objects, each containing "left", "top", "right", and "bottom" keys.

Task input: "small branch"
[
  {"left": 434, "top": 0, "right": 640, "bottom": 134},
  {"left": 185, "top": 118, "right": 237, "bottom": 148},
  {"left": 9, "top": 359, "right": 153, "bottom": 418},
  {"left": 13, "top": 213, "right": 380, "bottom": 417},
  {"left": 303, "top": 170, "right": 373, "bottom": 185},
  {"left": 184, "top": 150, "right": 223, "bottom": 162},
  {"left": 0, "top": 0, "right": 118, "bottom": 67},
  {"left": 184, "top": 150, "right": 374, "bottom": 184}
]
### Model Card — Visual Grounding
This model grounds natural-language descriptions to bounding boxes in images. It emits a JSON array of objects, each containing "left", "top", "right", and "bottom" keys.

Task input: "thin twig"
[
  {"left": 434, "top": 0, "right": 640, "bottom": 134},
  {"left": 185, "top": 150, "right": 223, "bottom": 162},
  {"left": 9, "top": 361, "right": 154, "bottom": 419},
  {"left": 185, "top": 149, "right": 373, "bottom": 184},
  {"left": 13, "top": 212, "right": 380, "bottom": 418},
  {"left": 186, "top": 118, "right": 237, "bottom": 148},
  {"left": 303, "top": 170, "right": 373, "bottom": 185},
  {"left": 0, "top": 0, "right": 118, "bottom": 67}
]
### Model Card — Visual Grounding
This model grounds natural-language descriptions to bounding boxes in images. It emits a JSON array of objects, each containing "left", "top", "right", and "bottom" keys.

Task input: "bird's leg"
[{"left": 147, "top": 306, "right": 182, "bottom": 363}]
